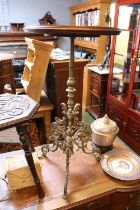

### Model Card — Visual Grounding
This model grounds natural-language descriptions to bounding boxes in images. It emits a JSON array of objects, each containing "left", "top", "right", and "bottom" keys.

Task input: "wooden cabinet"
[
  {"left": 70, "top": 0, "right": 111, "bottom": 64},
  {"left": 0, "top": 32, "right": 57, "bottom": 44},
  {"left": 75, "top": 195, "right": 111, "bottom": 210},
  {"left": 0, "top": 53, "right": 16, "bottom": 93},
  {"left": 71, "top": 190, "right": 140, "bottom": 210},
  {"left": 106, "top": 0, "right": 140, "bottom": 153},
  {"left": 46, "top": 59, "right": 88, "bottom": 120},
  {"left": 83, "top": 66, "right": 109, "bottom": 119},
  {"left": 111, "top": 191, "right": 140, "bottom": 210}
]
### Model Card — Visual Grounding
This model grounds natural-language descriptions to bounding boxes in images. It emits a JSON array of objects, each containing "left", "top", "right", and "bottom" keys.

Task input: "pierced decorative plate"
[{"left": 100, "top": 149, "right": 140, "bottom": 181}]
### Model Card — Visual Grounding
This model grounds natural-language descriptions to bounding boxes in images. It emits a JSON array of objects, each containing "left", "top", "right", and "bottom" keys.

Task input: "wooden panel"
[
  {"left": 125, "top": 117, "right": 140, "bottom": 153},
  {"left": 111, "top": 191, "right": 140, "bottom": 210},
  {"left": 106, "top": 0, "right": 140, "bottom": 153},
  {"left": 74, "top": 40, "right": 98, "bottom": 51},
  {"left": 91, "top": 77, "right": 100, "bottom": 96},
  {"left": 106, "top": 96, "right": 140, "bottom": 154},
  {"left": 77, "top": 195, "right": 111, "bottom": 210},
  {"left": 21, "top": 38, "right": 54, "bottom": 102},
  {"left": 70, "top": 0, "right": 111, "bottom": 15},
  {"left": 0, "top": 32, "right": 57, "bottom": 43},
  {"left": 86, "top": 67, "right": 109, "bottom": 118},
  {"left": 0, "top": 62, "right": 11, "bottom": 76},
  {"left": 46, "top": 59, "right": 88, "bottom": 119},
  {"left": 0, "top": 56, "right": 16, "bottom": 93},
  {"left": 91, "top": 72, "right": 108, "bottom": 97},
  {"left": 107, "top": 101, "right": 126, "bottom": 132}
]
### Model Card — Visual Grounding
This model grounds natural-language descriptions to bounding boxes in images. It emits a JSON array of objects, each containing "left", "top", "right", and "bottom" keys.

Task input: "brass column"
[{"left": 42, "top": 36, "right": 100, "bottom": 199}]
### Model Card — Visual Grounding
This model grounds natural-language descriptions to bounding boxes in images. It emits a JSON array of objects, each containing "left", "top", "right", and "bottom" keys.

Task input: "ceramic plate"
[{"left": 100, "top": 149, "right": 140, "bottom": 181}]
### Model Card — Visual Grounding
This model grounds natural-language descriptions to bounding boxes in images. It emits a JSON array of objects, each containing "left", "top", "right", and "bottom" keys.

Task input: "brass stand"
[
  {"left": 42, "top": 37, "right": 100, "bottom": 199},
  {"left": 25, "top": 24, "right": 120, "bottom": 199}
]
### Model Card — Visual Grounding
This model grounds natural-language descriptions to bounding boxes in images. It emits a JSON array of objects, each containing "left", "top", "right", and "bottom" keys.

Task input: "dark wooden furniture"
[
  {"left": 0, "top": 138, "right": 140, "bottom": 209},
  {"left": 10, "top": 23, "right": 25, "bottom": 31},
  {"left": 84, "top": 66, "right": 109, "bottom": 119},
  {"left": 0, "top": 53, "right": 16, "bottom": 94},
  {"left": 70, "top": 0, "right": 111, "bottom": 64},
  {"left": 0, "top": 32, "right": 57, "bottom": 43},
  {"left": 39, "top": 11, "right": 56, "bottom": 25},
  {"left": 106, "top": 0, "right": 140, "bottom": 154},
  {"left": 0, "top": 94, "right": 44, "bottom": 198},
  {"left": 46, "top": 59, "right": 88, "bottom": 119},
  {"left": 24, "top": 25, "right": 120, "bottom": 37},
  {"left": 0, "top": 32, "right": 57, "bottom": 88}
]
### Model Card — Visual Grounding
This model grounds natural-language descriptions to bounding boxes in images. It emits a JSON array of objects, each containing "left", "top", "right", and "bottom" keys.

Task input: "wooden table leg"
[
  {"left": 16, "top": 123, "right": 45, "bottom": 198},
  {"left": 44, "top": 111, "right": 51, "bottom": 144},
  {"left": 0, "top": 81, "right": 4, "bottom": 93}
]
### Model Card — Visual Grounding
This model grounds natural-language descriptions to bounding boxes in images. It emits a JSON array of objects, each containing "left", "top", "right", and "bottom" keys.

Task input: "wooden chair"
[{"left": 21, "top": 38, "right": 54, "bottom": 143}]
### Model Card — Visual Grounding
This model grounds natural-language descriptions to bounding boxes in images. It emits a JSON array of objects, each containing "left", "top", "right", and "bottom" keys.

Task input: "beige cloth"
[{"left": 6, "top": 152, "right": 42, "bottom": 191}]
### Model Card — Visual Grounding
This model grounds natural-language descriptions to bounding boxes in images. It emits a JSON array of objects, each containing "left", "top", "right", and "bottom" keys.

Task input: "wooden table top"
[
  {"left": 0, "top": 138, "right": 140, "bottom": 210},
  {"left": 50, "top": 58, "right": 88, "bottom": 66},
  {"left": 24, "top": 25, "right": 121, "bottom": 37}
]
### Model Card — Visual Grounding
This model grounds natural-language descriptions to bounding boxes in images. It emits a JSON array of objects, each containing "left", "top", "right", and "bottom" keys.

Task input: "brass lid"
[{"left": 91, "top": 114, "right": 118, "bottom": 135}]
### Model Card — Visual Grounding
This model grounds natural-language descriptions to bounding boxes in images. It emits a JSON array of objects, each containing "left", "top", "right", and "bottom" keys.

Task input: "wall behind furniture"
[{"left": 0, "top": 0, "right": 82, "bottom": 49}]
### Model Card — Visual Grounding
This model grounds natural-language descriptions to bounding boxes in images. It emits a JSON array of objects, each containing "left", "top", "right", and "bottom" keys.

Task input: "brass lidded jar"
[{"left": 91, "top": 114, "right": 119, "bottom": 153}]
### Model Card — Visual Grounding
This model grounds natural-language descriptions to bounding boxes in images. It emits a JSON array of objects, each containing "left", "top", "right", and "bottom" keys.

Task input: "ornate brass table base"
[
  {"left": 42, "top": 37, "right": 100, "bottom": 199},
  {"left": 24, "top": 25, "right": 120, "bottom": 199}
]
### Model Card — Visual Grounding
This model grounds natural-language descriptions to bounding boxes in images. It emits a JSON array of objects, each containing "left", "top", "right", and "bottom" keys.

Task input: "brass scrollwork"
[{"left": 41, "top": 37, "right": 101, "bottom": 199}]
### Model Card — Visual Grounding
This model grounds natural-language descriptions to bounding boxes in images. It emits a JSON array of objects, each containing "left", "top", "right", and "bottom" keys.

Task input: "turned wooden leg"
[
  {"left": 0, "top": 82, "right": 4, "bottom": 94},
  {"left": 16, "top": 123, "right": 45, "bottom": 198},
  {"left": 11, "top": 83, "right": 16, "bottom": 94},
  {"left": 44, "top": 111, "right": 51, "bottom": 144}
]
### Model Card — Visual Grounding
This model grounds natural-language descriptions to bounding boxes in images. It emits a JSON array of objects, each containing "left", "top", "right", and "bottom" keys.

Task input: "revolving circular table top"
[{"left": 24, "top": 25, "right": 121, "bottom": 37}]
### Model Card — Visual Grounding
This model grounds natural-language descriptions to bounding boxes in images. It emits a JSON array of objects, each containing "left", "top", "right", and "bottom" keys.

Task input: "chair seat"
[{"left": 0, "top": 94, "right": 39, "bottom": 130}]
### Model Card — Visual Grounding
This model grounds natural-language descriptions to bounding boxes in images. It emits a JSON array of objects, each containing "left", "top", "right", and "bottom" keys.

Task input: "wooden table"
[
  {"left": 0, "top": 138, "right": 140, "bottom": 210},
  {"left": 0, "top": 32, "right": 57, "bottom": 43}
]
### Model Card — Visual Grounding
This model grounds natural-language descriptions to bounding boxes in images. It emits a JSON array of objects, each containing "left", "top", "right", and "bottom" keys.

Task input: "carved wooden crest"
[{"left": 39, "top": 11, "right": 56, "bottom": 25}]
